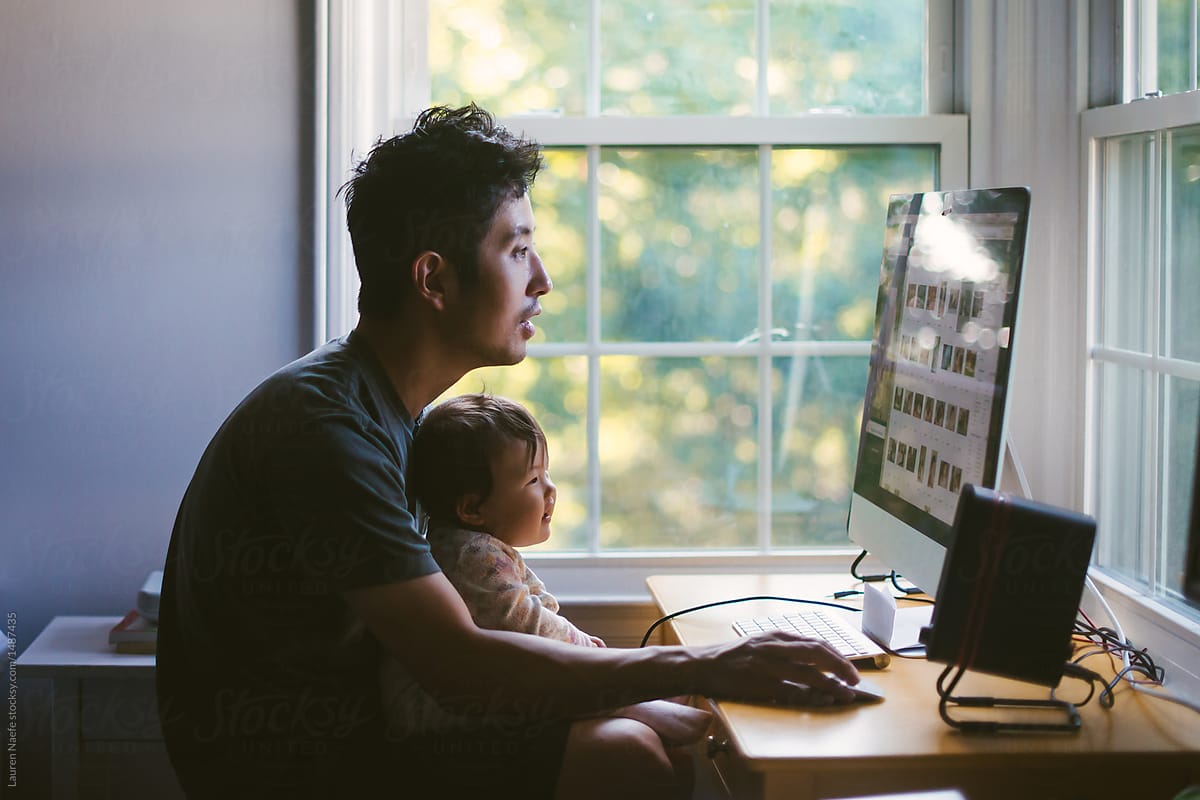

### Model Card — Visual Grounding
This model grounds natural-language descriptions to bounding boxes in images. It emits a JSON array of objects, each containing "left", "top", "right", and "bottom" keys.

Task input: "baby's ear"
[{"left": 455, "top": 493, "right": 486, "bottom": 527}]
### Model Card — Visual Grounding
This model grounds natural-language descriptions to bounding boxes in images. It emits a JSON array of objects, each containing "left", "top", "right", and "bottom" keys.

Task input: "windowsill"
[{"left": 1082, "top": 568, "right": 1200, "bottom": 703}]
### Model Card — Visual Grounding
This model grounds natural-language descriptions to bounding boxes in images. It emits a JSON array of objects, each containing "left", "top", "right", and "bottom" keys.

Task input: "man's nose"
[{"left": 531, "top": 249, "right": 552, "bottom": 295}]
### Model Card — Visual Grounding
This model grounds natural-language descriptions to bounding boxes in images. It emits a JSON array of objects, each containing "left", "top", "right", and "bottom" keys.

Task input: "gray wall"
[{"left": 1, "top": 0, "right": 313, "bottom": 792}]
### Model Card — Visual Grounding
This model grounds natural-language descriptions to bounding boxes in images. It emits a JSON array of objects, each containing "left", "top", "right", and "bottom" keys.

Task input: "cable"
[
  {"left": 638, "top": 595, "right": 863, "bottom": 649},
  {"left": 1053, "top": 662, "right": 1100, "bottom": 708},
  {"left": 849, "top": 550, "right": 889, "bottom": 582},
  {"left": 890, "top": 571, "right": 924, "bottom": 595},
  {"left": 831, "top": 589, "right": 935, "bottom": 605},
  {"left": 1080, "top": 576, "right": 1200, "bottom": 714},
  {"left": 848, "top": 549, "right": 923, "bottom": 596}
]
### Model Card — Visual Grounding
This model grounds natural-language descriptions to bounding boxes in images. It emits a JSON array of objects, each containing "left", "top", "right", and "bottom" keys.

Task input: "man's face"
[{"left": 449, "top": 194, "right": 552, "bottom": 368}]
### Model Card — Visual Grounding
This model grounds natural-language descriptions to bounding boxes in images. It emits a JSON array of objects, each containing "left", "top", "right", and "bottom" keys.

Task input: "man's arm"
[{"left": 345, "top": 572, "right": 861, "bottom": 718}]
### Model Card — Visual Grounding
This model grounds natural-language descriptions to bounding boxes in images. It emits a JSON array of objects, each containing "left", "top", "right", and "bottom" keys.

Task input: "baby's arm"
[{"left": 446, "top": 536, "right": 597, "bottom": 647}]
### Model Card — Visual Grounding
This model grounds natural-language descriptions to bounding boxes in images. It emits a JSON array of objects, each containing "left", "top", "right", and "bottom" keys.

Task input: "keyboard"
[{"left": 732, "top": 607, "right": 891, "bottom": 668}]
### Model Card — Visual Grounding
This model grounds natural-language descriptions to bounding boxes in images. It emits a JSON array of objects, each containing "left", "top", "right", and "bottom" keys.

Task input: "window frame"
[{"left": 1080, "top": 0, "right": 1200, "bottom": 701}]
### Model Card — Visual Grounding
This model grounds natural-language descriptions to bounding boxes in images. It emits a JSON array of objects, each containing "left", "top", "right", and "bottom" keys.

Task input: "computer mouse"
[{"left": 841, "top": 677, "right": 885, "bottom": 703}]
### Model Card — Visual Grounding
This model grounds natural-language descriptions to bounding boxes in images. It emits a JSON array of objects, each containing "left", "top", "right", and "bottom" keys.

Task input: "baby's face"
[{"left": 475, "top": 438, "right": 557, "bottom": 548}]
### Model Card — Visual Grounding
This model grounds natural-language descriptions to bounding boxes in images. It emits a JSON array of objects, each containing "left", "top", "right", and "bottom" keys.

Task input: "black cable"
[
  {"left": 1070, "top": 615, "right": 1166, "bottom": 709},
  {"left": 638, "top": 595, "right": 863, "bottom": 649},
  {"left": 848, "top": 550, "right": 923, "bottom": 595},
  {"left": 890, "top": 571, "right": 925, "bottom": 595},
  {"left": 849, "top": 549, "right": 889, "bottom": 582},
  {"left": 1054, "top": 663, "right": 1101, "bottom": 707},
  {"left": 830, "top": 589, "right": 935, "bottom": 605}
]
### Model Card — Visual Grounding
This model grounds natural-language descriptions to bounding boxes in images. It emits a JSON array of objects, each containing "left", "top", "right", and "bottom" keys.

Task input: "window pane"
[
  {"left": 1100, "top": 133, "right": 1155, "bottom": 352},
  {"left": 600, "top": 148, "right": 759, "bottom": 342},
  {"left": 1155, "top": 0, "right": 1197, "bottom": 95},
  {"left": 440, "top": 357, "right": 590, "bottom": 551},
  {"left": 771, "top": 355, "right": 867, "bottom": 547},
  {"left": 769, "top": 0, "right": 926, "bottom": 114},
  {"left": 1164, "top": 125, "right": 1200, "bottom": 360},
  {"left": 429, "top": 1, "right": 587, "bottom": 115},
  {"left": 600, "top": 2, "right": 756, "bottom": 116},
  {"left": 1094, "top": 362, "right": 1152, "bottom": 587},
  {"left": 1164, "top": 377, "right": 1200, "bottom": 599},
  {"left": 535, "top": 149, "right": 589, "bottom": 343},
  {"left": 599, "top": 356, "right": 757, "bottom": 549},
  {"left": 771, "top": 146, "right": 937, "bottom": 341}
]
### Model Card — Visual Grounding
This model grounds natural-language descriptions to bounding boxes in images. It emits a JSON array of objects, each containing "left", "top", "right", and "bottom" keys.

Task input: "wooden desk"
[
  {"left": 16, "top": 616, "right": 182, "bottom": 800},
  {"left": 647, "top": 574, "right": 1200, "bottom": 800}
]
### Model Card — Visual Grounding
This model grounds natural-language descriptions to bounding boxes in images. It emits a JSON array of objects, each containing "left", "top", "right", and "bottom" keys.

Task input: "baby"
[{"left": 381, "top": 393, "right": 710, "bottom": 749}]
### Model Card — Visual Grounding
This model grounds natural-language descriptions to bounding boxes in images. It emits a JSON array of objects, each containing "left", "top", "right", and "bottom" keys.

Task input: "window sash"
[{"left": 1083, "top": 91, "right": 1200, "bottom": 610}]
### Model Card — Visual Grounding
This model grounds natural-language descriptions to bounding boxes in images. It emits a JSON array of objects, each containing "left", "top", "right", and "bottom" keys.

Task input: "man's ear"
[
  {"left": 456, "top": 493, "right": 487, "bottom": 527},
  {"left": 413, "top": 250, "right": 452, "bottom": 311}
]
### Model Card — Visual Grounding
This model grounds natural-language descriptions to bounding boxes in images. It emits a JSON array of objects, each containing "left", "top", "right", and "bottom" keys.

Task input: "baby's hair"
[{"left": 409, "top": 394, "right": 546, "bottom": 527}]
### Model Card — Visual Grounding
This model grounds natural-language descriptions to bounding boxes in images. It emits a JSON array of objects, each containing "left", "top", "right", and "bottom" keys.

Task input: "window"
[
  {"left": 1084, "top": 0, "right": 1200, "bottom": 615},
  {"left": 318, "top": 1, "right": 966, "bottom": 560}
]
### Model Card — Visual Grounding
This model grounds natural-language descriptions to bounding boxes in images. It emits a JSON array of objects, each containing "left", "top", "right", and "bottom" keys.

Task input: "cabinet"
[{"left": 16, "top": 617, "right": 182, "bottom": 800}]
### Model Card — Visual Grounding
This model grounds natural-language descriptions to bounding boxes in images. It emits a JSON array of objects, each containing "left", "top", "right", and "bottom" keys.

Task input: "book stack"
[{"left": 108, "top": 570, "right": 162, "bottom": 654}]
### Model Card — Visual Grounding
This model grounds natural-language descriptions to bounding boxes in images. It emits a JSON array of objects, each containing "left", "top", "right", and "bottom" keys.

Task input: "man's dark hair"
[
  {"left": 340, "top": 104, "right": 543, "bottom": 319},
  {"left": 409, "top": 394, "right": 546, "bottom": 528}
]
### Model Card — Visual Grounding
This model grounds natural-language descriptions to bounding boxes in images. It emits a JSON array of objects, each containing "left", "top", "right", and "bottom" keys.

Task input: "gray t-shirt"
[{"left": 157, "top": 330, "right": 438, "bottom": 796}]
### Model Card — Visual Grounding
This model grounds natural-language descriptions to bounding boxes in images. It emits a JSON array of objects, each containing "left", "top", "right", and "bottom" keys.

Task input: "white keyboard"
[{"left": 733, "top": 607, "right": 890, "bottom": 666}]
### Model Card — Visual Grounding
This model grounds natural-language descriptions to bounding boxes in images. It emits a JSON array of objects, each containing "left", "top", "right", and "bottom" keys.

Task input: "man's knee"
[{"left": 557, "top": 718, "right": 678, "bottom": 799}]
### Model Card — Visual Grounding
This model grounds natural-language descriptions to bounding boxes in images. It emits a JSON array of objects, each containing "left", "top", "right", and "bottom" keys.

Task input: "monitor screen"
[{"left": 848, "top": 188, "right": 1032, "bottom": 594}]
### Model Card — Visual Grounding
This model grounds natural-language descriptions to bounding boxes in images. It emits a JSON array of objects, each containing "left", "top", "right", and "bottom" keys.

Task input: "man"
[{"left": 157, "top": 104, "right": 859, "bottom": 799}]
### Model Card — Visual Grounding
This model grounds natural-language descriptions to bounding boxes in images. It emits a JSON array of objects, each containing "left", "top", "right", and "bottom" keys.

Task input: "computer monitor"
[{"left": 847, "top": 187, "right": 1032, "bottom": 594}]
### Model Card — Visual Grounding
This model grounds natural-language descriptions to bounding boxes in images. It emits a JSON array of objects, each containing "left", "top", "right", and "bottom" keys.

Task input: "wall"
[
  {"left": 965, "top": 0, "right": 1086, "bottom": 512},
  {"left": 0, "top": 1, "right": 314, "bottom": 794}
]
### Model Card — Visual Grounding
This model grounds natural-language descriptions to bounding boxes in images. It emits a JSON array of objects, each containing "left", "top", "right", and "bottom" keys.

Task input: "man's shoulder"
[{"left": 236, "top": 336, "right": 408, "bottom": 435}]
